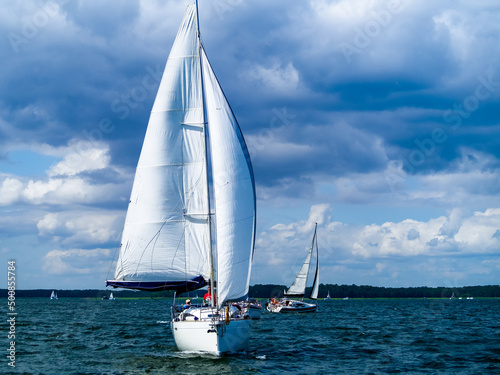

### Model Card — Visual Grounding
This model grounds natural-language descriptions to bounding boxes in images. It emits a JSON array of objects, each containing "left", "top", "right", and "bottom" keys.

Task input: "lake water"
[{"left": 3, "top": 298, "right": 499, "bottom": 374}]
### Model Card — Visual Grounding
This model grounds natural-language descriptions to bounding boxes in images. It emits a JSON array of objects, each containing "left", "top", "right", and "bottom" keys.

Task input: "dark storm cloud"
[{"left": 2, "top": 0, "right": 500, "bottom": 197}]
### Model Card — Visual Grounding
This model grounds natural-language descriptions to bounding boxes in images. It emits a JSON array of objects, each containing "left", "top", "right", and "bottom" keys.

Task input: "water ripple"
[{"left": 5, "top": 298, "right": 500, "bottom": 374}]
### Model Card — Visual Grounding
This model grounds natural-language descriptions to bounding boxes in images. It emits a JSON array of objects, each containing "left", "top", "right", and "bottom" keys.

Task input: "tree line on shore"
[
  {"left": 250, "top": 284, "right": 500, "bottom": 299},
  {"left": 2, "top": 284, "right": 500, "bottom": 299}
]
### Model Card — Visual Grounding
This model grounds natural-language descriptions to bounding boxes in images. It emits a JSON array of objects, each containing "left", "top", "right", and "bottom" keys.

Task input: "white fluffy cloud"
[
  {"left": 37, "top": 211, "right": 123, "bottom": 246},
  {"left": 0, "top": 177, "right": 23, "bottom": 205},
  {"left": 339, "top": 208, "right": 500, "bottom": 258},
  {"left": 0, "top": 140, "right": 131, "bottom": 206},
  {"left": 43, "top": 248, "right": 112, "bottom": 275},
  {"left": 47, "top": 141, "right": 110, "bottom": 177},
  {"left": 254, "top": 204, "right": 500, "bottom": 286}
]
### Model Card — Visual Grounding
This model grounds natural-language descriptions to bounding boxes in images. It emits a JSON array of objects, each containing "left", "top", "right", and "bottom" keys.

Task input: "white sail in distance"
[
  {"left": 309, "top": 229, "right": 319, "bottom": 300},
  {"left": 285, "top": 223, "right": 319, "bottom": 298}
]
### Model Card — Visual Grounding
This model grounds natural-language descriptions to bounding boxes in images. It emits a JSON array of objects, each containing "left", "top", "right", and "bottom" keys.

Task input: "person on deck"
[
  {"left": 203, "top": 286, "right": 216, "bottom": 305},
  {"left": 183, "top": 299, "right": 191, "bottom": 309}
]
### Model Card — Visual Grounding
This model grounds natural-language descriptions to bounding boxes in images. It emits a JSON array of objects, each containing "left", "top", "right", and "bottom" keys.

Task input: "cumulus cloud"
[
  {"left": 254, "top": 205, "right": 500, "bottom": 286},
  {"left": 347, "top": 208, "right": 500, "bottom": 259},
  {"left": 37, "top": 211, "right": 123, "bottom": 247},
  {"left": 43, "top": 248, "right": 112, "bottom": 275},
  {"left": 454, "top": 208, "right": 500, "bottom": 250},
  {"left": 351, "top": 217, "right": 451, "bottom": 258},
  {"left": 0, "top": 139, "right": 131, "bottom": 206},
  {"left": 47, "top": 140, "right": 110, "bottom": 177},
  {"left": 0, "top": 177, "right": 23, "bottom": 205}
]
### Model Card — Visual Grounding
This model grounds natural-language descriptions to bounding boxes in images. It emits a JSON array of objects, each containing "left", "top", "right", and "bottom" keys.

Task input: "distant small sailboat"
[
  {"left": 450, "top": 292, "right": 455, "bottom": 300},
  {"left": 325, "top": 290, "right": 331, "bottom": 300},
  {"left": 266, "top": 223, "right": 319, "bottom": 313},
  {"left": 50, "top": 290, "right": 58, "bottom": 300},
  {"left": 102, "top": 292, "right": 116, "bottom": 301}
]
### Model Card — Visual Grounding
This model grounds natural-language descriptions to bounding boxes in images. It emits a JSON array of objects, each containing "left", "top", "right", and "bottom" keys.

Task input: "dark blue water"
[{"left": 2, "top": 298, "right": 499, "bottom": 374}]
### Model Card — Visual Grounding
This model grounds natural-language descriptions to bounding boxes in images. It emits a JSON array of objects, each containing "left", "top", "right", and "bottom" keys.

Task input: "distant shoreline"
[{"left": 1, "top": 284, "right": 499, "bottom": 299}]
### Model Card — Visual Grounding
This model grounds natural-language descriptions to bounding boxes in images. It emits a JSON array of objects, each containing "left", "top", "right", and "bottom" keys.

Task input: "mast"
[{"left": 196, "top": 0, "right": 215, "bottom": 308}]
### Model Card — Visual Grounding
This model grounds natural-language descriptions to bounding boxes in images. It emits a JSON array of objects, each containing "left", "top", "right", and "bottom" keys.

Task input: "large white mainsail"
[{"left": 108, "top": 4, "right": 211, "bottom": 292}]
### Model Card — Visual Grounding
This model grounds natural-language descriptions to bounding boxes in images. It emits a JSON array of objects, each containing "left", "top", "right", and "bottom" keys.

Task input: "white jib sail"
[
  {"left": 201, "top": 48, "right": 256, "bottom": 308},
  {"left": 286, "top": 245, "right": 313, "bottom": 297},
  {"left": 309, "top": 253, "right": 319, "bottom": 300},
  {"left": 114, "top": 4, "right": 211, "bottom": 285},
  {"left": 309, "top": 227, "right": 319, "bottom": 300}
]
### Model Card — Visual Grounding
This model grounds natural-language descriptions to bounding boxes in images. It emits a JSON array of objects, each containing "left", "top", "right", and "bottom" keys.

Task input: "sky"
[{"left": 1, "top": 0, "right": 500, "bottom": 291}]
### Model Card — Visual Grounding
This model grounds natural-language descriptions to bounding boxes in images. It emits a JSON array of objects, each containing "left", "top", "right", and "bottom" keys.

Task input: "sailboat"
[
  {"left": 50, "top": 290, "right": 58, "bottom": 300},
  {"left": 325, "top": 290, "right": 331, "bottom": 300},
  {"left": 103, "top": 292, "right": 116, "bottom": 300},
  {"left": 266, "top": 223, "right": 319, "bottom": 313},
  {"left": 106, "top": 1, "right": 256, "bottom": 355}
]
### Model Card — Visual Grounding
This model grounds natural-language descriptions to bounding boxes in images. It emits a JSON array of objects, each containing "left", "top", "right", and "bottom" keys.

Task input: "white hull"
[
  {"left": 266, "top": 299, "right": 317, "bottom": 313},
  {"left": 171, "top": 307, "right": 250, "bottom": 355}
]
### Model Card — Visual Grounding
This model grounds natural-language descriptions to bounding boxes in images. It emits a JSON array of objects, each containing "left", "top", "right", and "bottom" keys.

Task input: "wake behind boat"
[
  {"left": 106, "top": 1, "right": 256, "bottom": 356},
  {"left": 266, "top": 223, "right": 319, "bottom": 313}
]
